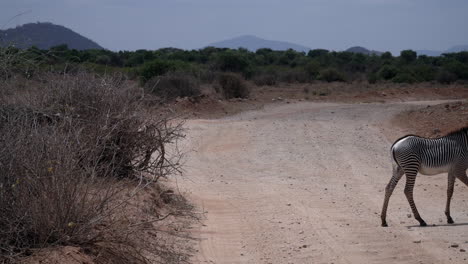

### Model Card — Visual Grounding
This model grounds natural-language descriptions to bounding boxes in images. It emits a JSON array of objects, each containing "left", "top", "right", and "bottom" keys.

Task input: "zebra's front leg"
[
  {"left": 381, "top": 164, "right": 404, "bottom": 227},
  {"left": 404, "top": 172, "right": 427, "bottom": 226},
  {"left": 445, "top": 173, "right": 456, "bottom": 224}
]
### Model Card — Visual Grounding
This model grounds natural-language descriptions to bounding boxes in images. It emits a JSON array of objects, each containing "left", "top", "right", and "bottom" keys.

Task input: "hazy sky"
[{"left": 1, "top": 0, "right": 468, "bottom": 53}]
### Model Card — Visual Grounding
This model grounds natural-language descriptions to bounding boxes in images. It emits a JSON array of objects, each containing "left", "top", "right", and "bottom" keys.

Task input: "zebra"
[{"left": 381, "top": 127, "right": 468, "bottom": 227}]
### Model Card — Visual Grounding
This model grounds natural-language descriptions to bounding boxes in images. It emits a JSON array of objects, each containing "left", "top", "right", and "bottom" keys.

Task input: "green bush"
[
  {"left": 218, "top": 73, "right": 250, "bottom": 99},
  {"left": 304, "top": 61, "right": 321, "bottom": 79},
  {"left": 139, "top": 60, "right": 174, "bottom": 84},
  {"left": 139, "top": 59, "right": 190, "bottom": 84},
  {"left": 318, "top": 68, "right": 345, "bottom": 82},
  {"left": 392, "top": 72, "right": 417, "bottom": 83},
  {"left": 381, "top": 52, "right": 393, "bottom": 60},
  {"left": 443, "top": 61, "right": 468, "bottom": 80},
  {"left": 436, "top": 70, "right": 457, "bottom": 84},
  {"left": 400, "top": 50, "right": 417, "bottom": 63},
  {"left": 367, "top": 72, "right": 378, "bottom": 84},
  {"left": 145, "top": 72, "right": 201, "bottom": 100},
  {"left": 378, "top": 65, "right": 398, "bottom": 80},
  {"left": 411, "top": 64, "right": 436, "bottom": 81},
  {"left": 216, "top": 51, "right": 250, "bottom": 72}
]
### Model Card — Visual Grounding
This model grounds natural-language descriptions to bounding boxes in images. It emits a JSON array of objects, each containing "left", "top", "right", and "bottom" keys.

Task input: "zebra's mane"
[{"left": 445, "top": 126, "right": 468, "bottom": 137}]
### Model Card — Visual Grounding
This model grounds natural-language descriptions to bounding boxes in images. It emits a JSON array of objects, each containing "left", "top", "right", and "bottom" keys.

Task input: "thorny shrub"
[{"left": 0, "top": 72, "right": 184, "bottom": 263}]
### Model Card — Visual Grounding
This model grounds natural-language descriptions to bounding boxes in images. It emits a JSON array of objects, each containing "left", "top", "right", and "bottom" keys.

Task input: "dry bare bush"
[
  {"left": 217, "top": 73, "right": 250, "bottom": 99},
  {"left": 0, "top": 72, "right": 185, "bottom": 263}
]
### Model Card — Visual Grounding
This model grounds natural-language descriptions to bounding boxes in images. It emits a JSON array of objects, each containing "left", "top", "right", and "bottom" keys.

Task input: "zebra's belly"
[{"left": 419, "top": 165, "right": 451, "bottom": 176}]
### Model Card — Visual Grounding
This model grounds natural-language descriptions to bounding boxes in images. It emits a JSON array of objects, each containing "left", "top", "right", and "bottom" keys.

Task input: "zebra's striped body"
[{"left": 381, "top": 127, "right": 468, "bottom": 227}]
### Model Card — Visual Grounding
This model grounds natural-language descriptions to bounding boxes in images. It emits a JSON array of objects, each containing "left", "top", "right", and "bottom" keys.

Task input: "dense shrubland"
[{"left": 2, "top": 45, "right": 467, "bottom": 88}]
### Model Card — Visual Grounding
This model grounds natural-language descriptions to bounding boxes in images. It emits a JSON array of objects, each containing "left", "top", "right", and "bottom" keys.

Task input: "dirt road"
[{"left": 178, "top": 101, "right": 468, "bottom": 264}]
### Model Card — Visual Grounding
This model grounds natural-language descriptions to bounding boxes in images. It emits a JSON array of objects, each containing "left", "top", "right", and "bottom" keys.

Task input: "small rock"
[
  {"left": 287, "top": 203, "right": 291, "bottom": 206},
  {"left": 413, "top": 240, "right": 421, "bottom": 243},
  {"left": 407, "top": 214, "right": 412, "bottom": 218},
  {"left": 460, "top": 249, "right": 466, "bottom": 252},
  {"left": 451, "top": 244, "right": 459, "bottom": 248}
]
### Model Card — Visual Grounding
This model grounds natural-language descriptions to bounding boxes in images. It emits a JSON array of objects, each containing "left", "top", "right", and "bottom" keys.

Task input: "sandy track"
[{"left": 178, "top": 101, "right": 468, "bottom": 264}]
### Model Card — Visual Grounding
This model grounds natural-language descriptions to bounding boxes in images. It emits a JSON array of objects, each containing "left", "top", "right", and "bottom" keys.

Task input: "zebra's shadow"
[{"left": 407, "top": 222, "right": 468, "bottom": 228}]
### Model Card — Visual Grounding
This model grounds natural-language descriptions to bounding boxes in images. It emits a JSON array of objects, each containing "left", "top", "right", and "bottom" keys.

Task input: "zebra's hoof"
[
  {"left": 419, "top": 221, "right": 427, "bottom": 227},
  {"left": 448, "top": 218, "right": 454, "bottom": 224},
  {"left": 381, "top": 222, "right": 388, "bottom": 227}
]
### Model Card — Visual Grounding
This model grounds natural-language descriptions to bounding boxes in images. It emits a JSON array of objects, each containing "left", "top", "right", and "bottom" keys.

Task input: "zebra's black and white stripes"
[{"left": 381, "top": 127, "right": 468, "bottom": 227}]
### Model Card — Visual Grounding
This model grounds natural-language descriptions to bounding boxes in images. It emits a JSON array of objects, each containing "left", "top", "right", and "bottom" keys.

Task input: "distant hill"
[
  {"left": 415, "top": 50, "right": 443, "bottom": 57},
  {"left": 207, "top": 35, "right": 311, "bottom": 52},
  {"left": 0, "top": 22, "right": 103, "bottom": 50},
  {"left": 416, "top": 45, "right": 468, "bottom": 57},
  {"left": 345, "top": 46, "right": 383, "bottom": 55},
  {"left": 445, "top": 45, "right": 468, "bottom": 53}
]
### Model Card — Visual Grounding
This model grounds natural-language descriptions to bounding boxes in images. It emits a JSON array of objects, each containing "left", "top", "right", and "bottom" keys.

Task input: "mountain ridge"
[
  {"left": 416, "top": 45, "right": 468, "bottom": 56},
  {"left": 0, "top": 22, "right": 103, "bottom": 50}
]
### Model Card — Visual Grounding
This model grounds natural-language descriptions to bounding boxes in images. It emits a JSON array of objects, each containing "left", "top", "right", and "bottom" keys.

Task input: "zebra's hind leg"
[
  {"left": 447, "top": 169, "right": 468, "bottom": 224},
  {"left": 455, "top": 170, "right": 468, "bottom": 186},
  {"left": 445, "top": 172, "right": 456, "bottom": 224},
  {"left": 381, "top": 163, "right": 404, "bottom": 227},
  {"left": 404, "top": 171, "right": 427, "bottom": 226}
]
